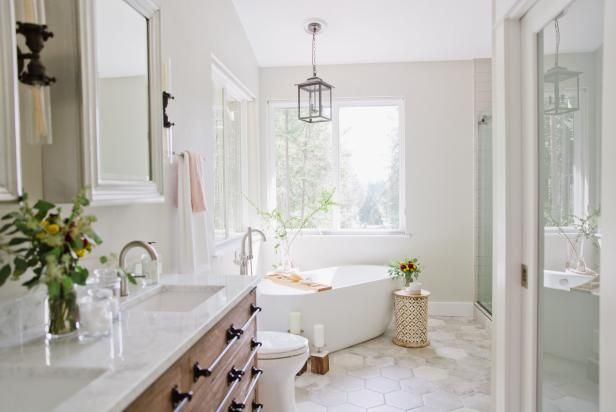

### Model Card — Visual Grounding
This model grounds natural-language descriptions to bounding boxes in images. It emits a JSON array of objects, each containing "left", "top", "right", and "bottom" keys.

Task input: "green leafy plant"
[
  {"left": 0, "top": 191, "right": 103, "bottom": 336},
  {"left": 253, "top": 189, "right": 336, "bottom": 269},
  {"left": 388, "top": 257, "right": 422, "bottom": 286},
  {"left": 549, "top": 208, "right": 600, "bottom": 273}
]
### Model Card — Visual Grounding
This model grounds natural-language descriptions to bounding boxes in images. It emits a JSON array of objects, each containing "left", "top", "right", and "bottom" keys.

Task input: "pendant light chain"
[{"left": 312, "top": 27, "right": 317, "bottom": 77}]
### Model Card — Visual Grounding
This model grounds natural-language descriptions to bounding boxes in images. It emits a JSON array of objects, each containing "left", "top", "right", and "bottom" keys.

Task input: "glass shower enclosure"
[{"left": 476, "top": 114, "right": 493, "bottom": 315}]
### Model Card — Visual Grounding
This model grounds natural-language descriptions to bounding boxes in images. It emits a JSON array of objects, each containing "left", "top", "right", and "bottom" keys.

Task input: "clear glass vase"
[
  {"left": 566, "top": 235, "right": 588, "bottom": 273},
  {"left": 46, "top": 286, "right": 79, "bottom": 340},
  {"left": 278, "top": 239, "right": 297, "bottom": 273}
]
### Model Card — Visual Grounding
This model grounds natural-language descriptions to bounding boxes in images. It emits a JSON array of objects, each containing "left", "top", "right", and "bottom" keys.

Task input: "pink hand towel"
[{"left": 186, "top": 151, "right": 207, "bottom": 213}]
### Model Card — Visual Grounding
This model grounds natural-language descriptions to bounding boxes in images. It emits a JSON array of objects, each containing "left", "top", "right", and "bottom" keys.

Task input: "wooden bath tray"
[{"left": 265, "top": 273, "right": 332, "bottom": 292}]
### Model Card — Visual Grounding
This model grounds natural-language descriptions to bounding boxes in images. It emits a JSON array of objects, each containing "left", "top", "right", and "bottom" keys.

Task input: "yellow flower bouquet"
[
  {"left": 388, "top": 257, "right": 422, "bottom": 288},
  {"left": 0, "top": 191, "right": 103, "bottom": 338}
]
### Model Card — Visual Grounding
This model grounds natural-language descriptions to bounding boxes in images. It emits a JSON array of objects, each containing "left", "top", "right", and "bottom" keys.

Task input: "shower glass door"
[
  {"left": 538, "top": 0, "right": 602, "bottom": 410},
  {"left": 476, "top": 115, "right": 493, "bottom": 314}
]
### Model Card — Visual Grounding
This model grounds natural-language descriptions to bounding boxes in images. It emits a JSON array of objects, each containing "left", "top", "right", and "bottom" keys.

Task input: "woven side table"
[{"left": 392, "top": 289, "right": 430, "bottom": 348}]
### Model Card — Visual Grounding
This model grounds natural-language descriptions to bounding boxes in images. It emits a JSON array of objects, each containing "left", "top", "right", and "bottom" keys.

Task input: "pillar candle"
[
  {"left": 313, "top": 324, "right": 325, "bottom": 349},
  {"left": 289, "top": 312, "right": 301, "bottom": 334}
]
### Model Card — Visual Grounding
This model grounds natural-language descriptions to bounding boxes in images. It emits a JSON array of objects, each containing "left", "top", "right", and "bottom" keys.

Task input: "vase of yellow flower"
[
  {"left": 388, "top": 257, "right": 423, "bottom": 295},
  {"left": 0, "top": 191, "right": 103, "bottom": 340}
]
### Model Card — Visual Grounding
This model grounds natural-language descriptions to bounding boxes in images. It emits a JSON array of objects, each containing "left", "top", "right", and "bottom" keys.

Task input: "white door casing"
[{"left": 494, "top": 0, "right": 614, "bottom": 410}]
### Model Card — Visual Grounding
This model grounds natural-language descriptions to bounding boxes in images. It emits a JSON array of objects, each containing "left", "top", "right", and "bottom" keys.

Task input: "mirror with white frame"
[
  {"left": 83, "top": 0, "right": 163, "bottom": 204},
  {"left": 0, "top": 1, "right": 22, "bottom": 202}
]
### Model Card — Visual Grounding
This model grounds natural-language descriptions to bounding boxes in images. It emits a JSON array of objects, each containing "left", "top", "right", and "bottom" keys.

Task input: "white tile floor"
[
  {"left": 295, "top": 317, "right": 491, "bottom": 412},
  {"left": 542, "top": 354, "right": 599, "bottom": 412}
]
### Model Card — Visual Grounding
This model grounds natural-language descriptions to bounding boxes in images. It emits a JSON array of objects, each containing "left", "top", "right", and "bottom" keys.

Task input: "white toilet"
[{"left": 257, "top": 331, "right": 309, "bottom": 412}]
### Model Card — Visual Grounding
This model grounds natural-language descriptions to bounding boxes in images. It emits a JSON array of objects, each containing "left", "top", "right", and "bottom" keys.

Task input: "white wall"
[
  {"left": 258, "top": 61, "right": 476, "bottom": 304},
  {"left": 0, "top": 0, "right": 259, "bottom": 301}
]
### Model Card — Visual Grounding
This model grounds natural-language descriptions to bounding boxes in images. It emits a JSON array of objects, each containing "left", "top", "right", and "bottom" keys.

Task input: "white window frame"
[
  {"left": 543, "top": 86, "right": 595, "bottom": 232},
  {"left": 266, "top": 97, "right": 406, "bottom": 235},
  {"left": 211, "top": 56, "right": 254, "bottom": 245}
]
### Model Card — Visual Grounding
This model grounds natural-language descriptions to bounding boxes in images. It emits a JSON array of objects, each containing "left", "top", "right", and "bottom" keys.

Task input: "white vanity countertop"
[{"left": 0, "top": 274, "right": 261, "bottom": 412}]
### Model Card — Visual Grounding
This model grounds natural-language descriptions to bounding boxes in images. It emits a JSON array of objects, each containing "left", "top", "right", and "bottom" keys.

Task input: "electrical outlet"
[{"left": 521, "top": 264, "right": 528, "bottom": 288}]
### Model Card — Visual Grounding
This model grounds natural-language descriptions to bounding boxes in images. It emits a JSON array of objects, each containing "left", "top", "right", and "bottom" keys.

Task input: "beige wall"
[{"left": 258, "top": 61, "right": 476, "bottom": 303}]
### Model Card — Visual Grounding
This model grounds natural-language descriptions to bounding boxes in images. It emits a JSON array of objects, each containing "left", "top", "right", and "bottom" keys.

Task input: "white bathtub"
[{"left": 257, "top": 265, "right": 399, "bottom": 353}]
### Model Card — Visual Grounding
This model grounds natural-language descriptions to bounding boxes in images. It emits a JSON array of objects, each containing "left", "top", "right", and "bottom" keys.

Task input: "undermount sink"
[
  {"left": 128, "top": 285, "right": 224, "bottom": 312},
  {"left": 0, "top": 366, "right": 105, "bottom": 411}
]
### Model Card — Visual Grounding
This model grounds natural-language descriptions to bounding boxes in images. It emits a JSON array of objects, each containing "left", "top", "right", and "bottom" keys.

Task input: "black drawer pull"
[
  {"left": 193, "top": 325, "right": 242, "bottom": 381},
  {"left": 252, "top": 402, "right": 263, "bottom": 412},
  {"left": 215, "top": 339, "right": 263, "bottom": 412},
  {"left": 227, "top": 366, "right": 245, "bottom": 385},
  {"left": 229, "top": 400, "right": 245, "bottom": 411},
  {"left": 195, "top": 304, "right": 261, "bottom": 382},
  {"left": 228, "top": 368, "right": 263, "bottom": 412},
  {"left": 227, "top": 325, "right": 244, "bottom": 342},
  {"left": 171, "top": 385, "right": 193, "bottom": 412}
]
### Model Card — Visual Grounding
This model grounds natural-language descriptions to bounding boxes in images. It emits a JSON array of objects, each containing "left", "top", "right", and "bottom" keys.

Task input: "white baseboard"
[{"left": 429, "top": 301, "right": 475, "bottom": 317}]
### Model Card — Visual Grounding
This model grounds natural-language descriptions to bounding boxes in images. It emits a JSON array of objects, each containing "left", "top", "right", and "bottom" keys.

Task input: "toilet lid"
[{"left": 257, "top": 331, "right": 309, "bottom": 359}]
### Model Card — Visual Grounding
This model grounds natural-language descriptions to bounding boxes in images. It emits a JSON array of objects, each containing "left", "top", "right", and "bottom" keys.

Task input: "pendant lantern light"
[
  {"left": 297, "top": 20, "right": 333, "bottom": 123},
  {"left": 544, "top": 17, "right": 581, "bottom": 116}
]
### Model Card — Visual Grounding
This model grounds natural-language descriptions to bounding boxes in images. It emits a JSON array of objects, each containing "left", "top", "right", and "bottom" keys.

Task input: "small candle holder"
[
  {"left": 313, "top": 343, "right": 327, "bottom": 354},
  {"left": 310, "top": 349, "right": 330, "bottom": 375}
]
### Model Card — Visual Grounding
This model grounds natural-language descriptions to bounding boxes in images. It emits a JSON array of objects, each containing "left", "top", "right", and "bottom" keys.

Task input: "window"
[
  {"left": 271, "top": 99, "right": 403, "bottom": 232},
  {"left": 543, "top": 87, "right": 599, "bottom": 227},
  {"left": 212, "top": 61, "right": 253, "bottom": 242}
]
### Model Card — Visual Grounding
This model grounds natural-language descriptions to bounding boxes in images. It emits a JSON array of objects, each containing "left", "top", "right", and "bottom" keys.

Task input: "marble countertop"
[{"left": 0, "top": 274, "right": 261, "bottom": 412}]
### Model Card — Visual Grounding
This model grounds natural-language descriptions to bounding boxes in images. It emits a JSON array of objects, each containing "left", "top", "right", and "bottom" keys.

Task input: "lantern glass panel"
[
  {"left": 298, "top": 78, "right": 333, "bottom": 123},
  {"left": 544, "top": 67, "right": 580, "bottom": 115}
]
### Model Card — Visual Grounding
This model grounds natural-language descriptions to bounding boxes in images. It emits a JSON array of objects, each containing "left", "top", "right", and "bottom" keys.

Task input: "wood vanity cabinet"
[{"left": 127, "top": 289, "right": 262, "bottom": 412}]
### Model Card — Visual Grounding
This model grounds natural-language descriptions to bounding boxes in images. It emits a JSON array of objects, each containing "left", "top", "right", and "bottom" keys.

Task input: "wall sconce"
[
  {"left": 163, "top": 91, "right": 175, "bottom": 128},
  {"left": 16, "top": 20, "right": 55, "bottom": 145},
  {"left": 16, "top": 22, "right": 55, "bottom": 86}
]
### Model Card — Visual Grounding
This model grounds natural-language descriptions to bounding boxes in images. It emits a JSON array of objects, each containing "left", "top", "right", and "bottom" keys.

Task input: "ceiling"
[
  {"left": 542, "top": 0, "right": 604, "bottom": 54},
  {"left": 231, "top": 0, "right": 492, "bottom": 67}
]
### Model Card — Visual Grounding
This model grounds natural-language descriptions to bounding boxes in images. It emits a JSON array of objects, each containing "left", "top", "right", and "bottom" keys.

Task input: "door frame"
[
  {"left": 519, "top": 2, "right": 577, "bottom": 411},
  {"left": 493, "top": 0, "right": 615, "bottom": 410}
]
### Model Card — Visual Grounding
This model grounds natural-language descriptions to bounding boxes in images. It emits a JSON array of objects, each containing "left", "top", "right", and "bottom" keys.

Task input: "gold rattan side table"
[{"left": 393, "top": 289, "right": 430, "bottom": 348}]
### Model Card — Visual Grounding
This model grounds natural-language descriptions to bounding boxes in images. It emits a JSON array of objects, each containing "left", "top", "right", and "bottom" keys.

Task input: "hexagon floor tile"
[
  {"left": 295, "top": 316, "right": 492, "bottom": 412},
  {"left": 385, "top": 390, "right": 424, "bottom": 409},
  {"left": 366, "top": 376, "right": 401, "bottom": 393},
  {"left": 347, "top": 389, "right": 385, "bottom": 408}
]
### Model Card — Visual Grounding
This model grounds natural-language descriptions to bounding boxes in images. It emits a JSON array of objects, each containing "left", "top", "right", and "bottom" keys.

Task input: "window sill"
[{"left": 297, "top": 229, "right": 411, "bottom": 237}]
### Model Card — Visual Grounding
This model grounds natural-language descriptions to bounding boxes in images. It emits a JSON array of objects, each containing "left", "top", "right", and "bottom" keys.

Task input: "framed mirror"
[
  {"left": 80, "top": 0, "right": 163, "bottom": 204},
  {"left": 0, "top": 1, "right": 22, "bottom": 202}
]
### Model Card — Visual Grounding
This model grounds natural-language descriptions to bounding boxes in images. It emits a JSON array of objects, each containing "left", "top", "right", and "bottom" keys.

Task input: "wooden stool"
[
  {"left": 310, "top": 351, "right": 330, "bottom": 375},
  {"left": 393, "top": 289, "right": 430, "bottom": 348}
]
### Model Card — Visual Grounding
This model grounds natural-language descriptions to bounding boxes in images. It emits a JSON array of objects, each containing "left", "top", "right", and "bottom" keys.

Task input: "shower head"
[{"left": 478, "top": 114, "right": 491, "bottom": 125}]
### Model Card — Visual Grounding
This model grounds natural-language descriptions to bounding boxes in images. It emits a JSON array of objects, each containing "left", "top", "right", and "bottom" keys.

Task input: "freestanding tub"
[{"left": 257, "top": 265, "right": 399, "bottom": 353}]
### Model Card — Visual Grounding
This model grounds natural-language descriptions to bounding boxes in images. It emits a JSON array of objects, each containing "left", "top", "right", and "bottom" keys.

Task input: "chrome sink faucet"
[
  {"left": 119, "top": 240, "right": 159, "bottom": 297},
  {"left": 235, "top": 227, "right": 266, "bottom": 276}
]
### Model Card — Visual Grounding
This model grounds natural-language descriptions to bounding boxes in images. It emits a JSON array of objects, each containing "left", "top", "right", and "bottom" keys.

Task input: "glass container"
[{"left": 78, "top": 288, "right": 112, "bottom": 341}]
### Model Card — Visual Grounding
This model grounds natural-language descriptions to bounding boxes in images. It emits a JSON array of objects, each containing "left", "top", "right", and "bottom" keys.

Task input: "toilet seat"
[{"left": 257, "top": 331, "right": 309, "bottom": 360}]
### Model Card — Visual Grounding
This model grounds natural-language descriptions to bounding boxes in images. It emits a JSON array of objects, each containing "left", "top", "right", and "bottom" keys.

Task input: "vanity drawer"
[
  {"left": 189, "top": 325, "right": 259, "bottom": 411},
  {"left": 190, "top": 290, "right": 259, "bottom": 383},
  {"left": 126, "top": 289, "right": 259, "bottom": 412}
]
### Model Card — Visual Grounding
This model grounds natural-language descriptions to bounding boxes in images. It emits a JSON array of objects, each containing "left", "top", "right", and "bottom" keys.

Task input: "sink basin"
[
  {"left": 0, "top": 366, "right": 105, "bottom": 411},
  {"left": 129, "top": 285, "right": 224, "bottom": 312}
]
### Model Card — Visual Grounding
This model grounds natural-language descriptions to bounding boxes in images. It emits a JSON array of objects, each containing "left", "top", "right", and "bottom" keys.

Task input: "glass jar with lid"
[{"left": 93, "top": 268, "right": 121, "bottom": 320}]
